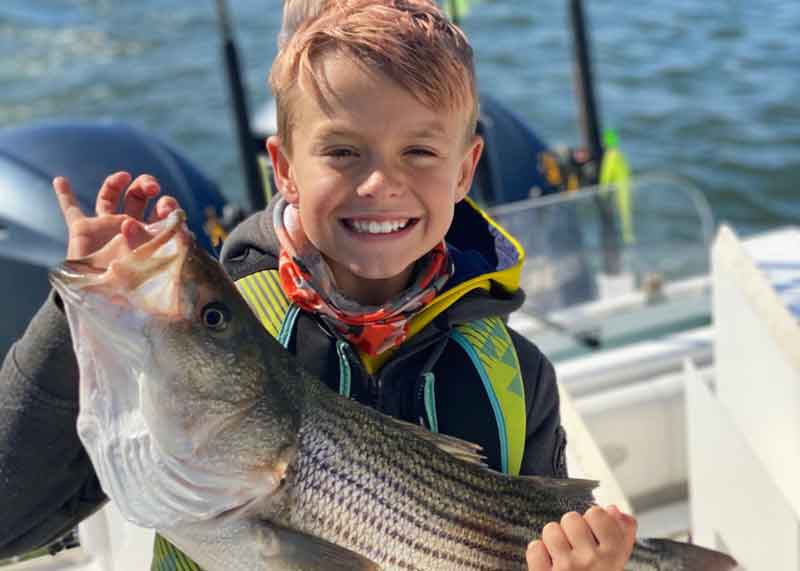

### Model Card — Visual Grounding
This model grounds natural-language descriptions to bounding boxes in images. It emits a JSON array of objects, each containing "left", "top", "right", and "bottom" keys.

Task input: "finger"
[
  {"left": 526, "top": 540, "right": 553, "bottom": 571},
  {"left": 67, "top": 214, "right": 129, "bottom": 260},
  {"left": 121, "top": 218, "right": 152, "bottom": 250},
  {"left": 123, "top": 174, "right": 160, "bottom": 220},
  {"left": 53, "top": 176, "right": 84, "bottom": 226},
  {"left": 81, "top": 215, "right": 132, "bottom": 247},
  {"left": 607, "top": 505, "right": 638, "bottom": 545},
  {"left": 96, "top": 171, "right": 132, "bottom": 215},
  {"left": 541, "top": 522, "right": 572, "bottom": 560},
  {"left": 560, "top": 511, "right": 598, "bottom": 552},
  {"left": 148, "top": 195, "right": 179, "bottom": 223},
  {"left": 584, "top": 506, "right": 623, "bottom": 547}
]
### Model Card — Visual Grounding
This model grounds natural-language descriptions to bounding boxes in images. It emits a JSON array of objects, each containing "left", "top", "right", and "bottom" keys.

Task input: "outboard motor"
[
  {"left": 471, "top": 94, "right": 557, "bottom": 205},
  {"left": 0, "top": 120, "right": 229, "bottom": 357}
]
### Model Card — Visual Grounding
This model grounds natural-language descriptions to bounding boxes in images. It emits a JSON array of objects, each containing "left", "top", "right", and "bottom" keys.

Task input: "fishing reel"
[{"left": 537, "top": 145, "right": 600, "bottom": 194}]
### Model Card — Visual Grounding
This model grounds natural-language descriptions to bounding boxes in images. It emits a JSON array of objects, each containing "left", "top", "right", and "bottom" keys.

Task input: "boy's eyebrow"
[
  {"left": 310, "top": 124, "right": 360, "bottom": 141},
  {"left": 313, "top": 121, "right": 450, "bottom": 141},
  {"left": 405, "top": 122, "right": 449, "bottom": 139}
]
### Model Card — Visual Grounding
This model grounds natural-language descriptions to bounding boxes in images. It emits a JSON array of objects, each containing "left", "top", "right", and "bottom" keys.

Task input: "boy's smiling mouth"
[{"left": 341, "top": 217, "right": 420, "bottom": 235}]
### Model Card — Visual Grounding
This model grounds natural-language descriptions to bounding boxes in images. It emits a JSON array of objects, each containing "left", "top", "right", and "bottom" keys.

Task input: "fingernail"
[{"left": 607, "top": 505, "right": 623, "bottom": 519}]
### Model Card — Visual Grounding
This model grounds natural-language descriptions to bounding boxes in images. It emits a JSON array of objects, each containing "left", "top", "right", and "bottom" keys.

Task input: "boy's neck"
[{"left": 326, "top": 258, "right": 414, "bottom": 306}]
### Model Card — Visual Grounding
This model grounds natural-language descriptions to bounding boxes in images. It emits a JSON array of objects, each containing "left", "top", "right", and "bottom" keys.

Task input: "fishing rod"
[
  {"left": 447, "top": 0, "right": 461, "bottom": 26},
  {"left": 213, "top": 0, "right": 266, "bottom": 214},
  {"left": 568, "top": 0, "right": 621, "bottom": 275},
  {"left": 569, "top": 0, "right": 603, "bottom": 173}
]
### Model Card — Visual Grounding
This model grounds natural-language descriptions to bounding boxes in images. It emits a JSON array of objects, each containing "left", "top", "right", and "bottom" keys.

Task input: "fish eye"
[{"left": 201, "top": 302, "right": 231, "bottom": 331}]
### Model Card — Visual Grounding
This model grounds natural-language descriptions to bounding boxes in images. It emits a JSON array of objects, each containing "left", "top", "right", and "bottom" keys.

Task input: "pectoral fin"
[
  {"left": 164, "top": 517, "right": 382, "bottom": 571},
  {"left": 256, "top": 523, "right": 382, "bottom": 571}
]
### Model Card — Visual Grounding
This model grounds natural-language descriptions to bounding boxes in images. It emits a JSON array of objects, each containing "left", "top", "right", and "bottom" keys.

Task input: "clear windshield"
[{"left": 492, "top": 175, "right": 715, "bottom": 358}]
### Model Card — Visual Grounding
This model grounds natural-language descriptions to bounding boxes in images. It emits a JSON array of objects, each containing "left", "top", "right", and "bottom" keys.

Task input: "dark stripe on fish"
[
  {"left": 294, "top": 442, "right": 529, "bottom": 567},
  {"left": 299, "top": 504, "right": 522, "bottom": 571},
  {"left": 317, "top": 400, "right": 577, "bottom": 524},
  {"left": 307, "top": 413, "right": 561, "bottom": 532}
]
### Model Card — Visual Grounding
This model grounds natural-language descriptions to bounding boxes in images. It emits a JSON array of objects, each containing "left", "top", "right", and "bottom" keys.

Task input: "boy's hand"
[
  {"left": 526, "top": 505, "right": 637, "bottom": 571},
  {"left": 53, "top": 171, "right": 178, "bottom": 259}
]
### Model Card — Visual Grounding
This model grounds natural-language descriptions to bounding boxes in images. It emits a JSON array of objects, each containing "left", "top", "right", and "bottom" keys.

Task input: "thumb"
[
  {"left": 152, "top": 195, "right": 179, "bottom": 222},
  {"left": 121, "top": 217, "right": 151, "bottom": 250}
]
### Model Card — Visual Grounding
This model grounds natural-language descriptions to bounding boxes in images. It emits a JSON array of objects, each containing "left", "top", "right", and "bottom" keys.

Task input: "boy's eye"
[
  {"left": 407, "top": 147, "right": 437, "bottom": 157},
  {"left": 325, "top": 148, "right": 358, "bottom": 159}
]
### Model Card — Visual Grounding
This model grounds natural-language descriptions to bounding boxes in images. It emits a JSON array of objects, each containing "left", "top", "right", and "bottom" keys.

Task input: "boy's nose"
[{"left": 355, "top": 168, "right": 404, "bottom": 199}]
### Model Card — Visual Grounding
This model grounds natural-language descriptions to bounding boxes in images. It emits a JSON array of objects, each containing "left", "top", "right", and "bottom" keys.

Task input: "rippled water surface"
[{"left": 2, "top": 0, "right": 798, "bottom": 233}]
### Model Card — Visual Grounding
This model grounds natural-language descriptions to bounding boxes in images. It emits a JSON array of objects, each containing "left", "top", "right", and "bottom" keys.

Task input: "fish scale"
[{"left": 279, "top": 385, "right": 560, "bottom": 570}]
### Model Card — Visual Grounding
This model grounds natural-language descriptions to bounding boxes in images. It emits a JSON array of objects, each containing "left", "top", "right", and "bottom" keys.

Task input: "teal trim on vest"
[
  {"left": 450, "top": 329, "right": 510, "bottom": 474},
  {"left": 336, "top": 340, "right": 352, "bottom": 398},
  {"left": 278, "top": 304, "right": 300, "bottom": 349},
  {"left": 423, "top": 372, "right": 439, "bottom": 433}
]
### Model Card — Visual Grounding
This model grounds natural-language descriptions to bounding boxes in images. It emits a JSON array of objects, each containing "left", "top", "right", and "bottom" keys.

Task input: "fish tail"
[{"left": 634, "top": 538, "right": 739, "bottom": 571}]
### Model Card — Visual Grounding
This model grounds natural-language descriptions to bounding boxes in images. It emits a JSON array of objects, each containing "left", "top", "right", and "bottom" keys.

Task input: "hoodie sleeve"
[
  {"left": 220, "top": 205, "right": 281, "bottom": 279},
  {"left": 0, "top": 292, "right": 106, "bottom": 558},
  {"left": 508, "top": 328, "right": 568, "bottom": 478}
]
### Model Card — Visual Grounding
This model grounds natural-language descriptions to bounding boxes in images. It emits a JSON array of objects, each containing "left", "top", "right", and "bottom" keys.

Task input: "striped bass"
[{"left": 49, "top": 210, "right": 739, "bottom": 571}]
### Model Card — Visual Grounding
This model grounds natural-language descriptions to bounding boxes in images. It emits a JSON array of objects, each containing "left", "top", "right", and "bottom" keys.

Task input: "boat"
[
  {"left": 2, "top": 0, "right": 796, "bottom": 569},
  {"left": 6, "top": 178, "right": 797, "bottom": 571}
]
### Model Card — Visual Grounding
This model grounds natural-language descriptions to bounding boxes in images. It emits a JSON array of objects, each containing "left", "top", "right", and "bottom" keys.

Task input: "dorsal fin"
[
  {"left": 388, "top": 417, "right": 488, "bottom": 468},
  {"left": 517, "top": 474, "right": 598, "bottom": 510},
  {"left": 518, "top": 474, "right": 599, "bottom": 491}
]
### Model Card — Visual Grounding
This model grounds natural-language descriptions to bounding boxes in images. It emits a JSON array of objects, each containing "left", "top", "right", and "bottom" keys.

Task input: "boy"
[
  {"left": 225, "top": 2, "right": 637, "bottom": 569},
  {"left": 0, "top": 1, "right": 636, "bottom": 569}
]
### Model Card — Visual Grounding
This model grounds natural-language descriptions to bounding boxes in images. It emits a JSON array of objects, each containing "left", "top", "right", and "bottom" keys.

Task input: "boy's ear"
[
  {"left": 455, "top": 134, "right": 484, "bottom": 203},
  {"left": 266, "top": 135, "right": 299, "bottom": 204}
]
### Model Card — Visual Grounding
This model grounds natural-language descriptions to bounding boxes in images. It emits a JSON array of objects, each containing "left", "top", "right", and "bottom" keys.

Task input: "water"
[{"left": 1, "top": 0, "right": 798, "bottom": 234}]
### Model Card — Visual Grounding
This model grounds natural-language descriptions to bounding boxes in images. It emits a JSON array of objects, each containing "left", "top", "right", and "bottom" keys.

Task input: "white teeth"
[{"left": 349, "top": 219, "right": 410, "bottom": 234}]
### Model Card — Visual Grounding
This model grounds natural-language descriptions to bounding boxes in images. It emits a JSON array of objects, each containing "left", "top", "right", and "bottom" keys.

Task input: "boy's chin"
[
  {"left": 323, "top": 252, "right": 411, "bottom": 282},
  {"left": 349, "top": 264, "right": 408, "bottom": 282},
  {"left": 332, "top": 259, "right": 418, "bottom": 304},
  {"left": 345, "top": 257, "right": 417, "bottom": 282}
]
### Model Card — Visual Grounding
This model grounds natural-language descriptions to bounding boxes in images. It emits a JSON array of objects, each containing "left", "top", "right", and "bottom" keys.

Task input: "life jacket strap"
[
  {"left": 235, "top": 269, "right": 297, "bottom": 349},
  {"left": 450, "top": 316, "right": 526, "bottom": 476}
]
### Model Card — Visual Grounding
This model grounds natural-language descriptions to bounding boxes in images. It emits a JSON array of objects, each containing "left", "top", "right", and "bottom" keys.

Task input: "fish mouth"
[
  {"left": 49, "top": 258, "right": 112, "bottom": 307},
  {"left": 49, "top": 209, "right": 191, "bottom": 314}
]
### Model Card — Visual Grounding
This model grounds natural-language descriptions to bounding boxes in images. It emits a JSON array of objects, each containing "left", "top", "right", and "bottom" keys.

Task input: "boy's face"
[{"left": 268, "top": 52, "right": 483, "bottom": 303}]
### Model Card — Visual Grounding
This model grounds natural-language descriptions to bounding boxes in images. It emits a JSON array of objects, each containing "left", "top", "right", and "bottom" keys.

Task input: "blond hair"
[
  {"left": 271, "top": 0, "right": 478, "bottom": 152},
  {"left": 279, "top": 0, "right": 332, "bottom": 47}
]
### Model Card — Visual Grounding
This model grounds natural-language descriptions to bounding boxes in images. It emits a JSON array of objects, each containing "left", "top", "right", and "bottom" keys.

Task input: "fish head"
[{"left": 50, "top": 210, "right": 296, "bottom": 525}]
